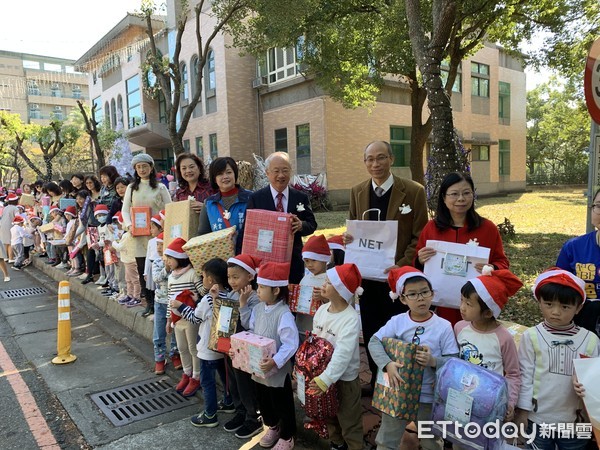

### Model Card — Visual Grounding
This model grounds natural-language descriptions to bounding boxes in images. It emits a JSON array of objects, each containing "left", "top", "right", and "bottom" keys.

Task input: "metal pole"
[{"left": 587, "top": 121, "right": 599, "bottom": 233}]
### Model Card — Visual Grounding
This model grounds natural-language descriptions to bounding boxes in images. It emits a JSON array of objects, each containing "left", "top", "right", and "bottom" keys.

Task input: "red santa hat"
[
  {"left": 159, "top": 209, "right": 166, "bottom": 220},
  {"left": 156, "top": 232, "right": 164, "bottom": 243},
  {"left": 6, "top": 193, "right": 18, "bottom": 202},
  {"left": 164, "top": 237, "right": 188, "bottom": 259},
  {"left": 327, "top": 235, "right": 344, "bottom": 251},
  {"left": 29, "top": 215, "right": 42, "bottom": 223},
  {"left": 228, "top": 254, "right": 261, "bottom": 276},
  {"left": 257, "top": 262, "right": 290, "bottom": 287},
  {"left": 12, "top": 215, "right": 24, "bottom": 224},
  {"left": 302, "top": 234, "right": 331, "bottom": 262},
  {"left": 49, "top": 205, "right": 62, "bottom": 215},
  {"left": 151, "top": 214, "right": 162, "bottom": 227},
  {"left": 388, "top": 267, "right": 431, "bottom": 300},
  {"left": 469, "top": 269, "right": 523, "bottom": 318},
  {"left": 64, "top": 206, "right": 77, "bottom": 217},
  {"left": 326, "top": 263, "right": 363, "bottom": 302},
  {"left": 94, "top": 204, "right": 109, "bottom": 216},
  {"left": 532, "top": 267, "right": 586, "bottom": 303},
  {"left": 113, "top": 211, "right": 123, "bottom": 223}
]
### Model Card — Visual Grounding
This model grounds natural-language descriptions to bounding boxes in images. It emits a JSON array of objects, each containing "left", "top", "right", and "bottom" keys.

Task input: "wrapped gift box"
[
  {"left": 209, "top": 296, "right": 240, "bottom": 352},
  {"left": 574, "top": 358, "right": 600, "bottom": 443},
  {"left": 18, "top": 194, "right": 35, "bottom": 207},
  {"left": 164, "top": 199, "right": 200, "bottom": 246},
  {"left": 59, "top": 198, "right": 77, "bottom": 210},
  {"left": 182, "top": 226, "right": 236, "bottom": 271},
  {"left": 230, "top": 331, "right": 277, "bottom": 378},
  {"left": 372, "top": 337, "right": 424, "bottom": 421},
  {"left": 39, "top": 222, "right": 55, "bottom": 233},
  {"left": 432, "top": 358, "right": 508, "bottom": 449},
  {"left": 289, "top": 284, "right": 320, "bottom": 316},
  {"left": 242, "top": 209, "right": 293, "bottom": 264},
  {"left": 130, "top": 206, "right": 151, "bottom": 236}
]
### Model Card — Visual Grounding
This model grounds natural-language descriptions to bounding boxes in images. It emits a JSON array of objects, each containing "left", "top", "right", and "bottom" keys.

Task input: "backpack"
[{"left": 431, "top": 357, "right": 508, "bottom": 450}]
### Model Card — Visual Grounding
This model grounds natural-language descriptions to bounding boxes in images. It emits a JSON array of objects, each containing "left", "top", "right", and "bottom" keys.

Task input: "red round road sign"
[{"left": 584, "top": 38, "right": 600, "bottom": 124}]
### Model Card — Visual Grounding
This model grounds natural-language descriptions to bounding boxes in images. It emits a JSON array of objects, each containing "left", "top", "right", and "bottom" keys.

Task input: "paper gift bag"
[
  {"left": 230, "top": 331, "right": 277, "bottom": 378},
  {"left": 59, "top": 198, "right": 77, "bottom": 210},
  {"left": 86, "top": 227, "right": 99, "bottom": 247},
  {"left": 242, "top": 209, "right": 293, "bottom": 264},
  {"left": 372, "top": 337, "right": 424, "bottom": 421},
  {"left": 208, "top": 296, "right": 240, "bottom": 352},
  {"left": 423, "top": 240, "right": 490, "bottom": 308},
  {"left": 344, "top": 209, "right": 398, "bottom": 281},
  {"left": 103, "top": 248, "right": 119, "bottom": 265},
  {"left": 130, "top": 206, "right": 152, "bottom": 236},
  {"left": 18, "top": 193, "right": 35, "bottom": 207},
  {"left": 182, "top": 226, "right": 236, "bottom": 271},
  {"left": 164, "top": 199, "right": 200, "bottom": 246},
  {"left": 574, "top": 358, "right": 600, "bottom": 443},
  {"left": 289, "top": 284, "right": 320, "bottom": 316}
]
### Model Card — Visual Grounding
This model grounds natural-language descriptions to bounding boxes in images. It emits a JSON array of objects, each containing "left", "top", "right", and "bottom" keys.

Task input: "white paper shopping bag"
[
  {"left": 344, "top": 209, "right": 398, "bottom": 281},
  {"left": 424, "top": 240, "right": 490, "bottom": 308}
]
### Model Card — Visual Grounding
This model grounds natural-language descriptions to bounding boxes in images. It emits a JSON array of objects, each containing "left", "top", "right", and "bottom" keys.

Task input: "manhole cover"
[
  {"left": 90, "top": 379, "right": 193, "bottom": 426},
  {"left": 0, "top": 287, "right": 47, "bottom": 299}
]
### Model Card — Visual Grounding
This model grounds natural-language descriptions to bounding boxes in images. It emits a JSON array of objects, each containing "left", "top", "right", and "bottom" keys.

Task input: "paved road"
[{"left": 0, "top": 264, "right": 330, "bottom": 449}]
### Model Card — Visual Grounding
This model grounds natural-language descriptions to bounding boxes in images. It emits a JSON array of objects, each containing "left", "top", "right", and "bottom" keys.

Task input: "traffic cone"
[{"left": 52, "top": 281, "right": 77, "bottom": 364}]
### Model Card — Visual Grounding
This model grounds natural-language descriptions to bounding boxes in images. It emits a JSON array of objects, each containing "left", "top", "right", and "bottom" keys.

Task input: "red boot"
[
  {"left": 175, "top": 373, "right": 190, "bottom": 393},
  {"left": 154, "top": 361, "right": 166, "bottom": 375},
  {"left": 171, "top": 353, "right": 182, "bottom": 370},
  {"left": 182, "top": 377, "right": 201, "bottom": 397}
]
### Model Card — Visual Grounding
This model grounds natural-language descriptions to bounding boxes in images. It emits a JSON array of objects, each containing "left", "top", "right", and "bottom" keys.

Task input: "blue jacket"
[{"left": 204, "top": 188, "right": 252, "bottom": 253}]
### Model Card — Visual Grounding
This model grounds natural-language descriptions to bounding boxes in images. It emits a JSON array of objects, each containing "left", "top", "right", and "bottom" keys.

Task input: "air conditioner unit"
[
  {"left": 31, "top": 104, "right": 39, "bottom": 110},
  {"left": 251, "top": 76, "right": 267, "bottom": 88},
  {"left": 54, "top": 106, "right": 62, "bottom": 112}
]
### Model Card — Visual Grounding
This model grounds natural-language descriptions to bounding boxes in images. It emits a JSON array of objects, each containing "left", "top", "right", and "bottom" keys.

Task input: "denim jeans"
[
  {"left": 527, "top": 420, "right": 590, "bottom": 450},
  {"left": 153, "top": 303, "right": 178, "bottom": 362},
  {"left": 200, "top": 358, "right": 231, "bottom": 416}
]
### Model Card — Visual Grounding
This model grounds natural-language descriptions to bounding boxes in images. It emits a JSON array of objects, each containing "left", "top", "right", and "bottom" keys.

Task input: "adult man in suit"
[
  {"left": 347, "top": 141, "right": 428, "bottom": 391},
  {"left": 247, "top": 152, "right": 318, "bottom": 284}
]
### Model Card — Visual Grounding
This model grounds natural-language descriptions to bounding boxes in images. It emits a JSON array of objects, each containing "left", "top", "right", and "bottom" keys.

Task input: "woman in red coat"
[{"left": 415, "top": 172, "right": 509, "bottom": 325}]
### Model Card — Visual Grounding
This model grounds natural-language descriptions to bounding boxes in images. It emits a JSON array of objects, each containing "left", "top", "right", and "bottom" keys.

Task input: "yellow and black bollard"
[{"left": 52, "top": 280, "right": 77, "bottom": 365}]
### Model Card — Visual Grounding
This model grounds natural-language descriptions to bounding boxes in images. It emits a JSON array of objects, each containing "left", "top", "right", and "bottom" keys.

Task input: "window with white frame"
[{"left": 263, "top": 47, "right": 299, "bottom": 84}]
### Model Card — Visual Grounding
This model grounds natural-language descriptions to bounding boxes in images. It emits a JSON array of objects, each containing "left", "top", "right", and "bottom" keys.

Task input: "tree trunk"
[
  {"left": 77, "top": 100, "right": 105, "bottom": 168},
  {"left": 409, "top": 77, "right": 431, "bottom": 186}
]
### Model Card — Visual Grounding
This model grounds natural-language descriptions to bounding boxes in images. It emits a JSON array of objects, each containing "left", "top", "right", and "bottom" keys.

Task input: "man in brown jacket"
[{"left": 347, "top": 140, "right": 428, "bottom": 390}]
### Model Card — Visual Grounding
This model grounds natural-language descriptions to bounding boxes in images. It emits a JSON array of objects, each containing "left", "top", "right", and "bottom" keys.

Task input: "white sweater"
[{"left": 312, "top": 302, "right": 361, "bottom": 388}]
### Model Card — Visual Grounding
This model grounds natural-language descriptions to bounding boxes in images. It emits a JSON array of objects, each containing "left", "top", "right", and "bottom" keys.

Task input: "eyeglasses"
[
  {"left": 402, "top": 290, "right": 434, "bottom": 301},
  {"left": 412, "top": 326, "right": 425, "bottom": 345},
  {"left": 591, "top": 204, "right": 600, "bottom": 214},
  {"left": 364, "top": 155, "right": 389, "bottom": 165},
  {"left": 445, "top": 191, "right": 474, "bottom": 200}
]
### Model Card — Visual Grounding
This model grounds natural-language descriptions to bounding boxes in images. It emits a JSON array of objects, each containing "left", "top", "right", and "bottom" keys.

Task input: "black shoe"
[
  {"left": 141, "top": 307, "right": 154, "bottom": 318},
  {"left": 234, "top": 420, "right": 263, "bottom": 439},
  {"left": 330, "top": 441, "right": 348, "bottom": 450},
  {"left": 51, "top": 259, "right": 61, "bottom": 267},
  {"left": 38, "top": 253, "right": 47, "bottom": 258},
  {"left": 81, "top": 275, "right": 94, "bottom": 284},
  {"left": 224, "top": 414, "right": 245, "bottom": 433},
  {"left": 217, "top": 399, "right": 235, "bottom": 414}
]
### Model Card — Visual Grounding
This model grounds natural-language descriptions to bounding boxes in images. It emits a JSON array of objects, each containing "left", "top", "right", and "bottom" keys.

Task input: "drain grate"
[
  {"left": 90, "top": 379, "right": 193, "bottom": 426},
  {"left": 0, "top": 287, "right": 47, "bottom": 299}
]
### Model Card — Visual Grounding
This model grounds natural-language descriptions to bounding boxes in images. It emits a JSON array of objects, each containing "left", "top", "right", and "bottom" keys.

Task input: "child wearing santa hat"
[
  {"left": 221, "top": 254, "right": 263, "bottom": 439},
  {"left": 45, "top": 205, "right": 67, "bottom": 267},
  {"left": 111, "top": 212, "right": 141, "bottom": 307},
  {"left": 368, "top": 267, "right": 458, "bottom": 450},
  {"left": 10, "top": 215, "right": 32, "bottom": 270},
  {"left": 454, "top": 268, "right": 523, "bottom": 423},
  {"left": 141, "top": 214, "right": 163, "bottom": 318},
  {"left": 310, "top": 263, "right": 363, "bottom": 450},
  {"left": 238, "top": 261, "right": 299, "bottom": 450},
  {"left": 296, "top": 234, "right": 331, "bottom": 341},
  {"left": 515, "top": 268, "right": 599, "bottom": 449},
  {"left": 164, "top": 237, "right": 204, "bottom": 397},
  {"left": 326, "top": 235, "right": 345, "bottom": 268}
]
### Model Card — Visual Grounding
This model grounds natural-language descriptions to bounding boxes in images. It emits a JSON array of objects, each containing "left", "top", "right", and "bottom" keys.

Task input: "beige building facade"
[
  {"left": 78, "top": 3, "right": 526, "bottom": 200},
  {"left": 0, "top": 50, "right": 88, "bottom": 125}
]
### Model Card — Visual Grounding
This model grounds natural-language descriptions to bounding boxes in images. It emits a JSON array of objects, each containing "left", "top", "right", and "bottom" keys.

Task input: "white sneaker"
[
  {"left": 78, "top": 273, "right": 88, "bottom": 280},
  {"left": 7, "top": 259, "right": 14, "bottom": 263},
  {"left": 95, "top": 276, "right": 107, "bottom": 285},
  {"left": 56, "top": 263, "right": 68, "bottom": 269},
  {"left": 3, "top": 277, "right": 10, "bottom": 282}
]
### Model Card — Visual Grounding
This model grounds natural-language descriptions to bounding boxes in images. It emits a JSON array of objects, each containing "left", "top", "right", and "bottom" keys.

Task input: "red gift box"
[
  {"left": 86, "top": 227, "right": 99, "bottom": 247},
  {"left": 242, "top": 209, "right": 293, "bottom": 264},
  {"left": 289, "top": 284, "right": 320, "bottom": 316}
]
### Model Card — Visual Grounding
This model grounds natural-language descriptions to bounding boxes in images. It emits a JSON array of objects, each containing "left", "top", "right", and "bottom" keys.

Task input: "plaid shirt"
[{"left": 173, "top": 180, "right": 215, "bottom": 203}]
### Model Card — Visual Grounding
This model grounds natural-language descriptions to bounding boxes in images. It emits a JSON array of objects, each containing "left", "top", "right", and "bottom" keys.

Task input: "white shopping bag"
[
  {"left": 344, "top": 209, "right": 398, "bottom": 282},
  {"left": 423, "top": 240, "right": 490, "bottom": 308}
]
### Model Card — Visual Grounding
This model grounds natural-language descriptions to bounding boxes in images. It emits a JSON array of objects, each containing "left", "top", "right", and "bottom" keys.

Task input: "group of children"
[{"left": 142, "top": 227, "right": 599, "bottom": 450}]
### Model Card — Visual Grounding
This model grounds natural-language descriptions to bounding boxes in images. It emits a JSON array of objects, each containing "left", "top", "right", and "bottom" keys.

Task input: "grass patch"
[{"left": 314, "top": 187, "right": 589, "bottom": 326}]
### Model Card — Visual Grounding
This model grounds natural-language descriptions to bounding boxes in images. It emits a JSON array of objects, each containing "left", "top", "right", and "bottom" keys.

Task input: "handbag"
[
  {"left": 423, "top": 240, "right": 490, "bottom": 308},
  {"left": 344, "top": 209, "right": 398, "bottom": 281}
]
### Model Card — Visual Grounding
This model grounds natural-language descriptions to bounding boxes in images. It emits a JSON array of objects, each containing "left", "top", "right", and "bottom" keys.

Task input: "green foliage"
[
  {"left": 526, "top": 78, "right": 590, "bottom": 184},
  {"left": 497, "top": 217, "right": 516, "bottom": 241}
]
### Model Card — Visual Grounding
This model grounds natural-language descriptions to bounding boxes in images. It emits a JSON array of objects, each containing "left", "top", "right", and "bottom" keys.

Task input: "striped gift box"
[{"left": 242, "top": 209, "right": 293, "bottom": 263}]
